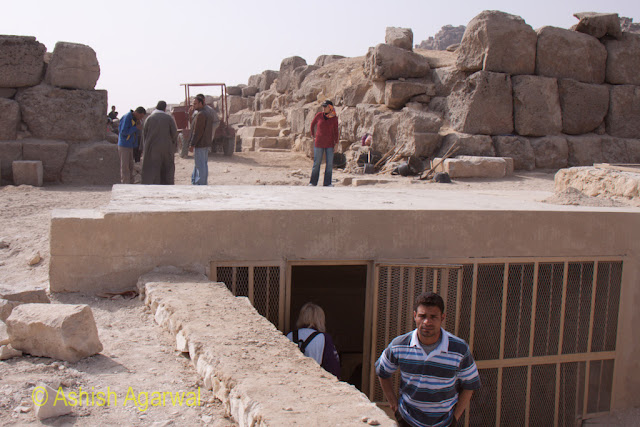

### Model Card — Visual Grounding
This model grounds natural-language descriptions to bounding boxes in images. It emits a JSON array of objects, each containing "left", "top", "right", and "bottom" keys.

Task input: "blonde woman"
[{"left": 287, "top": 302, "right": 340, "bottom": 377}]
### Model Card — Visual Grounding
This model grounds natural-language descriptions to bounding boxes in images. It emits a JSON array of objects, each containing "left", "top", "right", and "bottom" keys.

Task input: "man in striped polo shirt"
[{"left": 376, "top": 292, "right": 481, "bottom": 427}]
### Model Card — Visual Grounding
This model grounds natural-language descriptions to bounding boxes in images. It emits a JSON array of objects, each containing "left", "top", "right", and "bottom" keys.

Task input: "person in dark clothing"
[
  {"left": 308, "top": 100, "right": 339, "bottom": 187},
  {"left": 141, "top": 101, "right": 178, "bottom": 185},
  {"left": 287, "top": 302, "right": 340, "bottom": 377},
  {"left": 108, "top": 105, "right": 118, "bottom": 120}
]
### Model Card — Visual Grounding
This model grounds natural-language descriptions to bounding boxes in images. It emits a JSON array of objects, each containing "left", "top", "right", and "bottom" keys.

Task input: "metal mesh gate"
[
  {"left": 210, "top": 262, "right": 285, "bottom": 330},
  {"left": 370, "top": 259, "right": 622, "bottom": 427}
]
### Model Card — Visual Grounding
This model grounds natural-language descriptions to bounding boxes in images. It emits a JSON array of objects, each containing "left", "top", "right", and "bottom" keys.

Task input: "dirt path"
[{"left": 0, "top": 151, "right": 561, "bottom": 425}]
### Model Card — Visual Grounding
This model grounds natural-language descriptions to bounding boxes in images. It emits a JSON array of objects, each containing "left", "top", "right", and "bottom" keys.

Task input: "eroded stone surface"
[
  {"left": 493, "top": 135, "right": 535, "bottom": 170},
  {"left": 512, "top": 75, "right": 562, "bottom": 137},
  {"left": 21, "top": 139, "right": 69, "bottom": 182},
  {"left": 60, "top": 141, "right": 120, "bottom": 185},
  {"left": 437, "top": 132, "right": 495, "bottom": 157},
  {"left": 606, "top": 85, "right": 640, "bottom": 139},
  {"left": 0, "top": 36, "right": 46, "bottom": 87},
  {"left": 385, "top": 27, "right": 413, "bottom": 51},
  {"left": 555, "top": 167, "right": 640, "bottom": 200},
  {"left": 572, "top": 12, "right": 622, "bottom": 39},
  {"left": 0, "top": 141, "right": 22, "bottom": 183},
  {"left": 530, "top": 136, "right": 569, "bottom": 169},
  {"left": 0, "top": 286, "right": 50, "bottom": 304},
  {"left": 558, "top": 79, "right": 609, "bottom": 135},
  {"left": 363, "top": 43, "right": 430, "bottom": 81},
  {"left": 45, "top": 42, "right": 100, "bottom": 90},
  {"left": 12, "top": 160, "right": 43, "bottom": 187},
  {"left": 604, "top": 33, "right": 640, "bottom": 86},
  {"left": 0, "top": 98, "right": 20, "bottom": 140}
]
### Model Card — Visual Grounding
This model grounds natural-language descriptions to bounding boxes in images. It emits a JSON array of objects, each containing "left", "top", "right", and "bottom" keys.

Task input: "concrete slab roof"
[{"left": 101, "top": 185, "right": 640, "bottom": 214}]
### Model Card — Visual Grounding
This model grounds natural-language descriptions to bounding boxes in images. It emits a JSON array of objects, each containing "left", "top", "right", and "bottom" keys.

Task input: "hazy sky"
[{"left": 4, "top": 0, "right": 639, "bottom": 114}]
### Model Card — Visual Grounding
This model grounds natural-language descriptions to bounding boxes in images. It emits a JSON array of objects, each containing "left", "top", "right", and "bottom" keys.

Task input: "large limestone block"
[
  {"left": 572, "top": 12, "right": 622, "bottom": 39},
  {"left": 45, "top": 42, "right": 100, "bottom": 90},
  {"left": 512, "top": 75, "right": 562, "bottom": 137},
  {"left": 606, "top": 85, "right": 640, "bottom": 138},
  {"left": 259, "top": 70, "right": 278, "bottom": 92},
  {"left": 314, "top": 55, "right": 346, "bottom": 67},
  {"left": 384, "top": 80, "right": 429, "bottom": 110},
  {"left": 60, "top": 141, "right": 120, "bottom": 185},
  {"left": 227, "top": 95, "right": 248, "bottom": 115},
  {"left": 535, "top": 26, "right": 606, "bottom": 84},
  {"left": 7, "top": 303, "right": 102, "bottom": 362},
  {"left": 227, "top": 86, "right": 243, "bottom": 96},
  {"left": 493, "top": 135, "right": 535, "bottom": 170},
  {"left": 566, "top": 134, "right": 603, "bottom": 166},
  {"left": 291, "top": 65, "right": 320, "bottom": 91},
  {"left": 0, "top": 36, "right": 46, "bottom": 87},
  {"left": 604, "top": 33, "right": 640, "bottom": 86},
  {"left": 448, "top": 71, "right": 513, "bottom": 135},
  {"left": 0, "top": 141, "right": 22, "bottom": 182},
  {"left": 437, "top": 132, "right": 495, "bottom": 157},
  {"left": 431, "top": 66, "right": 469, "bottom": 96},
  {"left": 0, "top": 98, "right": 20, "bottom": 140},
  {"left": 248, "top": 74, "right": 262, "bottom": 88},
  {"left": 456, "top": 10, "right": 537, "bottom": 75},
  {"left": 276, "top": 56, "right": 307, "bottom": 93},
  {"left": 558, "top": 79, "right": 609, "bottom": 135},
  {"left": 342, "top": 82, "right": 372, "bottom": 107},
  {"left": 0, "top": 285, "right": 51, "bottom": 303},
  {"left": 625, "top": 139, "right": 640, "bottom": 163},
  {"left": 363, "top": 43, "right": 430, "bottom": 81},
  {"left": 16, "top": 84, "right": 107, "bottom": 141},
  {"left": 529, "top": 136, "right": 568, "bottom": 169},
  {"left": 600, "top": 136, "right": 631, "bottom": 163},
  {"left": 22, "top": 139, "right": 69, "bottom": 182},
  {"left": 385, "top": 27, "right": 413, "bottom": 51},
  {"left": 12, "top": 160, "right": 43, "bottom": 186},
  {"left": 237, "top": 126, "right": 280, "bottom": 138},
  {"left": 440, "top": 156, "right": 506, "bottom": 178},
  {"left": 242, "top": 86, "right": 259, "bottom": 97}
]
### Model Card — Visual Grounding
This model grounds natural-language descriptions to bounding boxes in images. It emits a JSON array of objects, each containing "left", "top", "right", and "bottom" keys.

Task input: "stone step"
[
  {"left": 236, "top": 126, "right": 280, "bottom": 138},
  {"left": 138, "top": 272, "right": 393, "bottom": 427},
  {"left": 262, "top": 115, "right": 287, "bottom": 129},
  {"left": 256, "top": 148, "right": 292, "bottom": 153}
]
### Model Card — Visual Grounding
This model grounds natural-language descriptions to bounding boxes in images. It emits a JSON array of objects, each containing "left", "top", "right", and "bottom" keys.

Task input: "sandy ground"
[{"left": 0, "top": 151, "right": 633, "bottom": 425}]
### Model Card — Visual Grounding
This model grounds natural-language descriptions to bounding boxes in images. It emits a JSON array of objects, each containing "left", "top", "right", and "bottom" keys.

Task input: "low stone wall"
[
  {"left": 138, "top": 272, "right": 393, "bottom": 427},
  {"left": 555, "top": 166, "right": 640, "bottom": 204},
  {"left": 0, "top": 36, "right": 112, "bottom": 185}
]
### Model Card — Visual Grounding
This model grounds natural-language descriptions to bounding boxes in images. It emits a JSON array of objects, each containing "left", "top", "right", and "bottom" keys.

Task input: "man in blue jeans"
[
  {"left": 309, "top": 100, "right": 339, "bottom": 187},
  {"left": 188, "top": 94, "right": 217, "bottom": 185}
]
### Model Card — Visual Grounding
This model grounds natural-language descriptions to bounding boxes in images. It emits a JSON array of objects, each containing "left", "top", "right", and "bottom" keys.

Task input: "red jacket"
[{"left": 310, "top": 112, "right": 339, "bottom": 148}]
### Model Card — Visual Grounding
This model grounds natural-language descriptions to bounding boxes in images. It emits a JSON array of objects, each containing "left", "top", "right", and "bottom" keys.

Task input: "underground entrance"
[{"left": 289, "top": 264, "right": 368, "bottom": 391}]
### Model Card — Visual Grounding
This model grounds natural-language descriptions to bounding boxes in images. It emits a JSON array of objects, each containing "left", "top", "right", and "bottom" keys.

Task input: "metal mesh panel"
[
  {"left": 591, "top": 262, "right": 622, "bottom": 353},
  {"left": 267, "top": 267, "right": 280, "bottom": 326},
  {"left": 253, "top": 266, "right": 268, "bottom": 316},
  {"left": 374, "top": 266, "right": 390, "bottom": 402},
  {"left": 399, "top": 267, "right": 411, "bottom": 335},
  {"left": 458, "top": 264, "right": 474, "bottom": 344},
  {"left": 469, "top": 368, "right": 498, "bottom": 427},
  {"left": 587, "top": 359, "right": 614, "bottom": 414},
  {"left": 559, "top": 361, "right": 586, "bottom": 427},
  {"left": 504, "top": 264, "right": 534, "bottom": 359},
  {"left": 235, "top": 266, "right": 249, "bottom": 297},
  {"left": 445, "top": 268, "right": 459, "bottom": 333},
  {"left": 473, "top": 264, "right": 505, "bottom": 360},
  {"left": 562, "top": 263, "right": 594, "bottom": 354},
  {"left": 425, "top": 267, "right": 435, "bottom": 293},
  {"left": 500, "top": 366, "right": 527, "bottom": 425},
  {"left": 533, "top": 263, "right": 564, "bottom": 356},
  {"left": 216, "top": 266, "right": 233, "bottom": 292},
  {"left": 529, "top": 364, "right": 556, "bottom": 426}
]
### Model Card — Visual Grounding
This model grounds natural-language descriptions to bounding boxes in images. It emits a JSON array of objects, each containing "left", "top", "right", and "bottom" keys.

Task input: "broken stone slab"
[
  {"left": 437, "top": 132, "right": 495, "bottom": 157},
  {"left": 512, "top": 75, "right": 562, "bottom": 137},
  {"left": 385, "top": 27, "right": 413, "bottom": 51},
  {"left": 276, "top": 56, "right": 307, "bottom": 94},
  {"left": 606, "top": 85, "right": 640, "bottom": 139},
  {"left": 0, "top": 344, "right": 22, "bottom": 360},
  {"left": 12, "top": 160, "right": 43, "bottom": 187},
  {"left": 456, "top": 10, "right": 537, "bottom": 75},
  {"left": 45, "top": 42, "right": 100, "bottom": 90},
  {"left": 6, "top": 303, "right": 103, "bottom": 362},
  {"left": 0, "top": 141, "right": 23, "bottom": 183},
  {"left": 314, "top": 55, "right": 345, "bottom": 67},
  {"left": 16, "top": 84, "right": 107, "bottom": 142},
  {"left": 529, "top": 136, "right": 569, "bottom": 169},
  {"left": 227, "top": 86, "right": 242, "bottom": 96},
  {"left": 440, "top": 156, "right": 507, "bottom": 178},
  {"left": 255, "top": 137, "right": 292, "bottom": 149},
  {"left": 33, "top": 382, "right": 72, "bottom": 420},
  {"left": 22, "top": 139, "right": 69, "bottom": 182},
  {"left": 572, "top": 12, "right": 622, "bottom": 40},
  {"left": 60, "top": 141, "right": 120, "bottom": 185},
  {"left": 555, "top": 167, "right": 640, "bottom": 199},
  {"left": 363, "top": 43, "right": 430, "bottom": 81},
  {"left": 0, "top": 286, "right": 50, "bottom": 304},
  {"left": 0, "top": 299, "right": 20, "bottom": 322},
  {"left": 241, "top": 86, "right": 259, "bottom": 97},
  {"left": 558, "top": 79, "right": 609, "bottom": 135},
  {"left": 259, "top": 70, "right": 278, "bottom": 92},
  {"left": 431, "top": 66, "right": 469, "bottom": 97},
  {"left": 0, "top": 98, "right": 20, "bottom": 140},
  {"left": 384, "top": 80, "right": 429, "bottom": 109},
  {"left": 448, "top": 71, "right": 513, "bottom": 135},
  {"left": 535, "top": 26, "right": 606, "bottom": 84},
  {"left": 493, "top": 135, "right": 535, "bottom": 170},
  {"left": 0, "top": 36, "right": 46, "bottom": 87},
  {"left": 603, "top": 33, "right": 640, "bottom": 86},
  {"left": 566, "top": 134, "right": 604, "bottom": 166},
  {"left": 237, "top": 126, "right": 281, "bottom": 139},
  {"left": 247, "top": 74, "right": 262, "bottom": 88},
  {"left": 176, "top": 329, "right": 189, "bottom": 352}
]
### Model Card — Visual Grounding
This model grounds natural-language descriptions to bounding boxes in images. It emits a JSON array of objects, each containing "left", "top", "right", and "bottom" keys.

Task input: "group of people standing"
[
  {"left": 289, "top": 292, "right": 480, "bottom": 427},
  {"left": 115, "top": 93, "right": 219, "bottom": 186}
]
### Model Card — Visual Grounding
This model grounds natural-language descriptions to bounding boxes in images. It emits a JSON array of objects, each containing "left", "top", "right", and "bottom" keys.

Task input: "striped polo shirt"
[{"left": 376, "top": 328, "right": 481, "bottom": 427}]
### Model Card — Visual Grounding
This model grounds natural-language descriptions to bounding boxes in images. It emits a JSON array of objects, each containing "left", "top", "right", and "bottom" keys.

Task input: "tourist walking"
[
  {"left": 188, "top": 94, "right": 218, "bottom": 185},
  {"left": 376, "top": 292, "right": 481, "bottom": 427},
  {"left": 308, "top": 100, "right": 339, "bottom": 187},
  {"left": 117, "top": 106, "right": 146, "bottom": 184},
  {"left": 141, "top": 101, "right": 178, "bottom": 185}
]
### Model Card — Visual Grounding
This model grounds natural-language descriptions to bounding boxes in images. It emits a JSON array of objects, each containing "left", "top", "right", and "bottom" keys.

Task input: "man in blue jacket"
[{"left": 118, "top": 106, "right": 146, "bottom": 184}]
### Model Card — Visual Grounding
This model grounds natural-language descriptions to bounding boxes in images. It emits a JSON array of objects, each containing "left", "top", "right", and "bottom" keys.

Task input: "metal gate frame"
[{"left": 369, "top": 256, "right": 625, "bottom": 427}]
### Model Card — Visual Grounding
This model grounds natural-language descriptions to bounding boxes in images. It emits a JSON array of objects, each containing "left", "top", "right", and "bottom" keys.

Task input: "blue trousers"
[
  {"left": 309, "top": 147, "right": 334, "bottom": 186},
  {"left": 191, "top": 147, "right": 208, "bottom": 185}
]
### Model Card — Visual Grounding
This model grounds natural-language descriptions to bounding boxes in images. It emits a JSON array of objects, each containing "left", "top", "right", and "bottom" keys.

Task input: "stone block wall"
[{"left": 0, "top": 36, "right": 112, "bottom": 185}]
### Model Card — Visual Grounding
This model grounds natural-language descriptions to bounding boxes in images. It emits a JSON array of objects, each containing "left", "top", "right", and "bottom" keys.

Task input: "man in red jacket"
[{"left": 309, "top": 100, "right": 339, "bottom": 187}]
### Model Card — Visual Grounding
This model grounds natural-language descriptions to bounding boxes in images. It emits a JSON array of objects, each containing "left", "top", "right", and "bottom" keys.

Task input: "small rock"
[
  {"left": 28, "top": 252, "right": 41, "bottom": 266},
  {"left": 0, "top": 344, "right": 22, "bottom": 360},
  {"left": 14, "top": 405, "right": 31, "bottom": 413},
  {"left": 283, "top": 407, "right": 293, "bottom": 411},
  {"left": 361, "top": 416, "right": 370, "bottom": 422},
  {"left": 0, "top": 237, "right": 9, "bottom": 249},
  {"left": 367, "top": 419, "right": 380, "bottom": 426},
  {"left": 201, "top": 415, "right": 213, "bottom": 423},
  {"left": 0, "top": 321, "right": 9, "bottom": 345}
]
